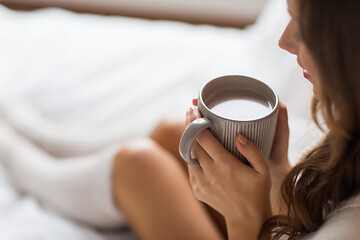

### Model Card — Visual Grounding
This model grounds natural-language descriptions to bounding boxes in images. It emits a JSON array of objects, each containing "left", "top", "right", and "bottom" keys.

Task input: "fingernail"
[
  {"left": 238, "top": 134, "right": 248, "bottom": 145},
  {"left": 190, "top": 151, "right": 196, "bottom": 159},
  {"left": 189, "top": 107, "right": 194, "bottom": 114}
]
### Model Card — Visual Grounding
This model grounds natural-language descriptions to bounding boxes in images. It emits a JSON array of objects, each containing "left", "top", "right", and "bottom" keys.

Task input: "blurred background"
[{"left": 0, "top": 0, "right": 268, "bottom": 28}]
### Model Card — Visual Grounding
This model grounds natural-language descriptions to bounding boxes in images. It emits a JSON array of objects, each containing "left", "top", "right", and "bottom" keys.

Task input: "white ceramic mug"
[{"left": 179, "top": 75, "right": 279, "bottom": 166}]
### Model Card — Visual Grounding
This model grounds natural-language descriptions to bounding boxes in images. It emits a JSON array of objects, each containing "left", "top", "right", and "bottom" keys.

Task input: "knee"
[
  {"left": 112, "top": 139, "right": 167, "bottom": 211},
  {"left": 113, "top": 137, "right": 184, "bottom": 183},
  {"left": 150, "top": 115, "right": 185, "bottom": 143},
  {"left": 114, "top": 139, "right": 159, "bottom": 176}
]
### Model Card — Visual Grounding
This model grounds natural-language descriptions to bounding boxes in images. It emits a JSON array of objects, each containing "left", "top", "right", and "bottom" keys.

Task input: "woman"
[
  {"left": 2, "top": 0, "right": 357, "bottom": 238},
  {"left": 113, "top": 0, "right": 360, "bottom": 239}
]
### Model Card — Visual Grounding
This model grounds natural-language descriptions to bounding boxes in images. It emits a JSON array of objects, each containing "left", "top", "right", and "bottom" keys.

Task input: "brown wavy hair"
[{"left": 260, "top": 0, "right": 360, "bottom": 239}]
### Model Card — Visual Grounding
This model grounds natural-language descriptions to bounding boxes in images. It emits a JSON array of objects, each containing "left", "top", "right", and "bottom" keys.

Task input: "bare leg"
[
  {"left": 149, "top": 115, "right": 188, "bottom": 169},
  {"left": 112, "top": 139, "right": 223, "bottom": 240},
  {"left": 150, "top": 116, "right": 228, "bottom": 238}
]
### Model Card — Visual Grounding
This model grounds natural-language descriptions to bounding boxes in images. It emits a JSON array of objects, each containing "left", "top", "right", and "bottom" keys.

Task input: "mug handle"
[{"left": 179, "top": 118, "right": 213, "bottom": 166}]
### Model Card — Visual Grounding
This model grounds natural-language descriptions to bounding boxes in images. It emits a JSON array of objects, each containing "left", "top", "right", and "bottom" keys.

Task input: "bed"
[{"left": 0, "top": 0, "right": 322, "bottom": 239}]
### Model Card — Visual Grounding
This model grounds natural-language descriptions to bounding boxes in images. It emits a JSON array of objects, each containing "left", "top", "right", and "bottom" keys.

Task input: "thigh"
[
  {"left": 150, "top": 116, "right": 228, "bottom": 237},
  {"left": 112, "top": 138, "right": 223, "bottom": 240}
]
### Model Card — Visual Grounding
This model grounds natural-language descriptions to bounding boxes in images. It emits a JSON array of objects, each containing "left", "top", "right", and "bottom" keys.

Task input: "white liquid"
[{"left": 211, "top": 98, "right": 272, "bottom": 120}]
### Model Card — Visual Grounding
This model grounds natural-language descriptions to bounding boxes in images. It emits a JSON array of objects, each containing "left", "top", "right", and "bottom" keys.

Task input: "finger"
[
  {"left": 186, "top": 107, "right": 214, "bottom": 170},
  {"left": 189, "top": 107, "right": 200, "bottom": 121},
  {"left": 189, "top": 108, "right": 233, "bottom": 164},
  {"left": 191, "top": 140, "right": 215, "bottom": 171},
  {"left": 192, "top": 98, "right": 198, "bottom": 106},
  {"left": 188, "top": 163, "right": 205, "bottom": 180},
  {"left": 188, "top": 163, "right": 207, "bottom": 200},
  {"left": 270, "top": 102, "right": 289, "bottom": 162},
  {"left": 188, "top": 164, "right": 198, "bottom": 186},
  {"left": 185, "top": 110, "right": 191, "bottom": 126},
  {"left": 235, "top": 134, "right": 269, "bottom": 175},
  {"left": 185, "top": 107, "right": 200, "bottom": 126}
]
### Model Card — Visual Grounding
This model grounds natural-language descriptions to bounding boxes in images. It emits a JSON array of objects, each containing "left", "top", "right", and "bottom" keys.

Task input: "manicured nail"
[{"left": 238, "top": 134, "right": 248, "bottom": 145}]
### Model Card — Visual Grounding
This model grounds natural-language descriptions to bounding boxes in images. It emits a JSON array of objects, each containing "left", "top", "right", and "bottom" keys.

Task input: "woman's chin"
[{"left": 313, "top": 87, "right": 320, "bottom": 100}]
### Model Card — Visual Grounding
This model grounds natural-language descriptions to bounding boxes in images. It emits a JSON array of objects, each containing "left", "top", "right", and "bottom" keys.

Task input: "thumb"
[{"left": 270, "top": 102, "right": 289, "bottom": 163}]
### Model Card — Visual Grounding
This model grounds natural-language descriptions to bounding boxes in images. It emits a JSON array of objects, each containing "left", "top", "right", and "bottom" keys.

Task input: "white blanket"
[{"left": 0, "top": 0, "right": 322, "bottom": 239}]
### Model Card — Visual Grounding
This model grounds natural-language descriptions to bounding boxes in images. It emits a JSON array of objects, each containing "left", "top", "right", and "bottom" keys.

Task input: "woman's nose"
[{"left": 278, "top": 23, "right": 298, "bottom": 55}]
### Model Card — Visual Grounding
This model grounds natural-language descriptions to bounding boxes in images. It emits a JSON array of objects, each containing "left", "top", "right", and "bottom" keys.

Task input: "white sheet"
[{"left": 0, "top": 0, "right": 323, "bottom": 239}]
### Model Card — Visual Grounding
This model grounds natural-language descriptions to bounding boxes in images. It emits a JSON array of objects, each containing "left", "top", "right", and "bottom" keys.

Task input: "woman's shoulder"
[{"left": 302, "top": 192, "right": 360, "bottom": 240}]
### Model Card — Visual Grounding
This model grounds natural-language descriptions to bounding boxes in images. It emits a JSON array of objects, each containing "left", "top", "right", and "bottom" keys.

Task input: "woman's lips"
[
  {"left": 298, "top": 58, "right": 313, "bottom": 82},
  {"left": 303, "top": 69, "right": 312, "bottom": 81}
]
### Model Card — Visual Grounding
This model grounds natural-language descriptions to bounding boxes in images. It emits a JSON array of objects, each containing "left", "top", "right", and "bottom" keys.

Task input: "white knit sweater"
[{"left": 301, "top": 193, "right": 360, "bottom": 240}]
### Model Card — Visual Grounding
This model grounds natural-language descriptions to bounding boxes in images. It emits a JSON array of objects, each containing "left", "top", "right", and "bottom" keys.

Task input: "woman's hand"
[
  {"left": 186, "top": 106, "right": 272, "bottom": 240},
  {"left": 192, "top": 98, "right": 292, "bottom": 215}
]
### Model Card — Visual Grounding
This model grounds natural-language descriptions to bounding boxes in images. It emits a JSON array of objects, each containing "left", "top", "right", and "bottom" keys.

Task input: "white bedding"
[{"left": 0, "top": 0, "right": 322, "bottom": 239}]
